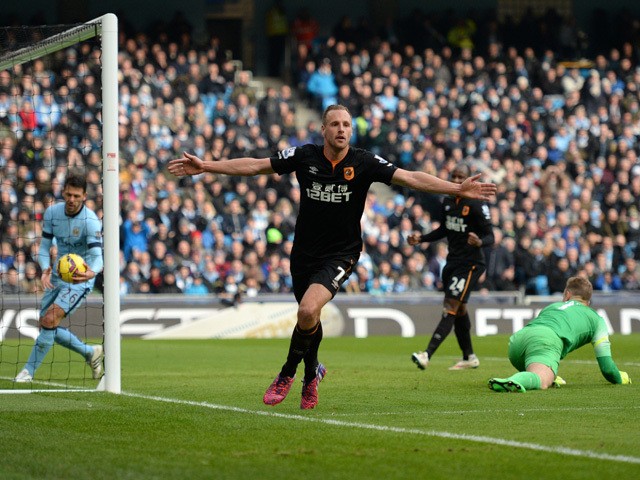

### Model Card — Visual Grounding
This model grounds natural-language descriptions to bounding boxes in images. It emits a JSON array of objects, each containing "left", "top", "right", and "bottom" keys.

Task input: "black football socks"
[
  {"left": 280, "top": 322, "right": 321, "bottom": 378},
  {"left": 426, "top": 312, "right": 456, "bottom": 358},
  {"left": 454, "top": 312, "right": 474, "bottom": 360}
]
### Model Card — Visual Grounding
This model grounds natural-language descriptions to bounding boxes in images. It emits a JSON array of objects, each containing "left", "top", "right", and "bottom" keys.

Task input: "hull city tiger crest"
[{"left": 343, "top": 167, "right": 354, "bottom": 181}]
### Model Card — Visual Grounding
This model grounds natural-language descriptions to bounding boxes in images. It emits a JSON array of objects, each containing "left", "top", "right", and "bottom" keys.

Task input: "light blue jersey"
[
  {"left": 38, "top": 202, "right": 103, "bottom": 315},
  {"left": 39, "top": 202, "right": 103, "bottom": 278}
]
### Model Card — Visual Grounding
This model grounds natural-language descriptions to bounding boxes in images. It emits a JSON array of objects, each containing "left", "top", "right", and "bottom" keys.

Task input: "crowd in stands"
[{"left": 3, "top": 7, "right": 640, "bottom": 298}]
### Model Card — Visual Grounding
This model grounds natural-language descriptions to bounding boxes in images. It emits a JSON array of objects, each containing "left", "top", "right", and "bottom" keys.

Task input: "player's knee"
[
  {"left": 297, "top": 304, "right": 320, "bottom": 328},
  {"left": 40, "top": 314, "right": 56, "bottom": 329},
  {"left": 39, "top": 306, "right": 64, "bottom": 329},
  {"left": 539, "top": 379, "right": 553, "bottom": 390}
]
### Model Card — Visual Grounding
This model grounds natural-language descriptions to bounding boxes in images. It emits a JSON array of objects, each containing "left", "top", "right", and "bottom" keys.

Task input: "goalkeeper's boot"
[
  {"left": 263, "top": 374, "right": 296, "bottom": 405},
  {"left": 449, "top": 354, "right": 480, "bottom": 370},
  {"left": 488, "top": 377, "right": 526, "bottom": 393},
  {"left": 411, "top": 351, "right": 429, "bottom": 370},
  {"left": 300, "top": 363, "right": 326, "bottom": 410},
  {"left": 88, "top": 345, "right": 104, "bottom": 379},
  {"left": 14, "top": 369, "right": 33, "bottom": 383}
]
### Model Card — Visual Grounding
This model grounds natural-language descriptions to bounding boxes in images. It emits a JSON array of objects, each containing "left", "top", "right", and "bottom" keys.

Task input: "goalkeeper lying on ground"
[{"left": 489, "top": 276, "right": 631, "bottom": 392}]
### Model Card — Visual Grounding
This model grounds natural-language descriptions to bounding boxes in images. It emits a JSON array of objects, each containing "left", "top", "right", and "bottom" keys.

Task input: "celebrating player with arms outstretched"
[{"left": 168, "top": 105, "right": 496, "bottom": 409}]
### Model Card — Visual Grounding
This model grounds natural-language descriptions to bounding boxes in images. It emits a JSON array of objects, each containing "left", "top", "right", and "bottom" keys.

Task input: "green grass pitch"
[{"left": 1, "top": 334, "right": 638, "bottom": 479}]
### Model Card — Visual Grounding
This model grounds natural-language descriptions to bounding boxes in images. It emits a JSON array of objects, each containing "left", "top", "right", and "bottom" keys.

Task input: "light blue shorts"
[{"left": 40, "top": 277, "right": 92, "bottom": 318}]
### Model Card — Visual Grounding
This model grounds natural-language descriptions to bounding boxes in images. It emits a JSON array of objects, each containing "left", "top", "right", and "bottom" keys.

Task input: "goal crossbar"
[{"left": 0, "top": 21, "right": 101, "bottom": 71}]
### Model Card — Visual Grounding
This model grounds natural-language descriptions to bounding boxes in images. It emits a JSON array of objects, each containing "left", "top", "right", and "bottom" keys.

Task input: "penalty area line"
[{"left": 123, "top": 391, "right": 640, "bottom": 465}]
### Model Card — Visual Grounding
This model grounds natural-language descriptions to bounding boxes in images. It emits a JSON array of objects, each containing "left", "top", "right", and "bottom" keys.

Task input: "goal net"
[{"left": 0, "top": 14, "right": 120, "bottom": 393}]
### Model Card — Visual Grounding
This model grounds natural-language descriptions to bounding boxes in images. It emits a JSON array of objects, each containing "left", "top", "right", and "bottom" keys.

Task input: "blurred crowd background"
[{"left": 3, "top": 4, "right": 640, "bottom": 298}]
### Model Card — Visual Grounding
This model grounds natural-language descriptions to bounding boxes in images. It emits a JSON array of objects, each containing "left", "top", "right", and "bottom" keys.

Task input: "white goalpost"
[{"left": 0, "top": 14, "right": 120, "bottom": 393}]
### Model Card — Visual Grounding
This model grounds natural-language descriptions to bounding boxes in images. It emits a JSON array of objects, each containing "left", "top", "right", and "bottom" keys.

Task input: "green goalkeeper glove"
[{"left": 620, "top": 371, "right": 631, "bottom": 385}]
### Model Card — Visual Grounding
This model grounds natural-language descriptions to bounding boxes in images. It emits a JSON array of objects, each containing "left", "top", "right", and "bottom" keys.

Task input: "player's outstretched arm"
[
  {"left": 596, "top": 355, "right": 631, "bottom": 384},
  {"left": 391, "top": 169, "right": 496, "bottom": 201},
  {"left": 168, "top": 152, "right": 275, "bottom": 177}
]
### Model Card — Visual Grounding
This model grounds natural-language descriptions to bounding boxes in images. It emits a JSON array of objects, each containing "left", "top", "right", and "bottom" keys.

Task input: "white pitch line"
[
  {"left": 0, "top": 374, "right": 97, "bottom": 393},
  {"left": 327, "top": 404, "right": 640, "bottom": 417},
  {"left": 122, "top": 391, "right": 640, "bottom": 465}
]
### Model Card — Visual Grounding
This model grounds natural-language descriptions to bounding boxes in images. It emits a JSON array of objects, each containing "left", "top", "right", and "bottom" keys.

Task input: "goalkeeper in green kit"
[{"left": 489, "top": 276, "right": 632, "bottom": 392}]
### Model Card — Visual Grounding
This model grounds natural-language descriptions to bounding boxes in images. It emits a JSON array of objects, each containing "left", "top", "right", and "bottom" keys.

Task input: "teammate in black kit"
[
  {"left": 409, "top": 163, "right": 495, "bottom": 371},
  {"left": 168, "top": 105, "right": 496, "bottom": 409}
]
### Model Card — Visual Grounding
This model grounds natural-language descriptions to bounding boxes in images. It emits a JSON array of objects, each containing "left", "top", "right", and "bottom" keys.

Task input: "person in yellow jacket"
[
  {"left": 266, "top": 0, "right": 289, "bottom": 77},
  {"left": 447, "top": 18, "right": 476, "bottom": 51}
]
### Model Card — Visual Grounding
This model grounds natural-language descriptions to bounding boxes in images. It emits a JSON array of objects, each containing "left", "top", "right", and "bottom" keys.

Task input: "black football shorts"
[
  {"left": 291, "top": 254, "right": 359, "bottom": 303},
  {"left": 441, "top": 261, "right": 485, "bottom": 303}
]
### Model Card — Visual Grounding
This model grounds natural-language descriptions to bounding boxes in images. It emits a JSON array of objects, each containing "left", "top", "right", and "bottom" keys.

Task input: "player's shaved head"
[{"left": 322, "top": 104, "right": 351, "bottom": 125}]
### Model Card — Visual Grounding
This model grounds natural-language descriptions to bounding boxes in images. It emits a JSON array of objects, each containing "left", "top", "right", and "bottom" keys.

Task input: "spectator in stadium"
[
  {"left": 408, "top": 163, "right": 495, "bottom": 372},
  {"left": 122, "top": 261, "right": 145, "bottom": 294},
  {"left": 0, "top": 267, "right": 23, "bottom": 293},
  {"left": 220, "top": 197, "right": 247, "bottom": 243},
  {"left": 482, "top": 228, "right": 516, "bottom": 291},
  {"left": 593, "top": 269, "right": 623, "bottom": 291},
  {"left": 547, "top": 256, "right": 575, "bottom": 294},
  {"left": 427, "top": 241, "right": 448, "bottom": 290},
  {"left": 489, "top": 276, "right": 631, "bottom": 392},
  {"left": 621, "top": 257, "right": 640, "bottom": 289},
  {"left": 199, "top": 62, "right": 228, "bottom": 99},
  {"left": 0, "top": 241, "right": 15, "bottom": 273},
  {"left": 14, "top": 172, "right": 103, "bottom": 383},
  {"left": 168, "top": 104, "right": 496, "bottom": 409},
  {"left": 159, "top": 271, "right": 183, "bottom": 294},
  {"left": 21, "top": 261, "right": 41, "bottom": 294},
  {"left": 184, "top": 273, "right": 210, "bottom": 296},
  {"left": 230, "top": 71, "right": 258, "bottom": 105},
  {"left": 306, "top": 59, "right": 338, "bottom": 111},
  {"left": 122, "top": 214, "right": 151, "bottom": 263},
  {"left": 291, "top": 7, "right": 320, "bottom": 52}
]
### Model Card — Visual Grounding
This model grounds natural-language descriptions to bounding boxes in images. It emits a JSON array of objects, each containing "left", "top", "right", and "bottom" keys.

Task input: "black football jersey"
[
  {"left": 270, "top": 144, "right": 397, "bottom": 259},
  {"left": 423, "top": 196, "right": 494, "bottom": 265}
]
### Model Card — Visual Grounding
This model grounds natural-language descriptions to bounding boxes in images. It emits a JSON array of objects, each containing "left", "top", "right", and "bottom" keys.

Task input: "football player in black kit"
[
  {"left": 168, "top": 105, "right": 496, "bottom": 409},
  {"left": 408, "top": 163, "right": 495, "bottom": 371}
]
